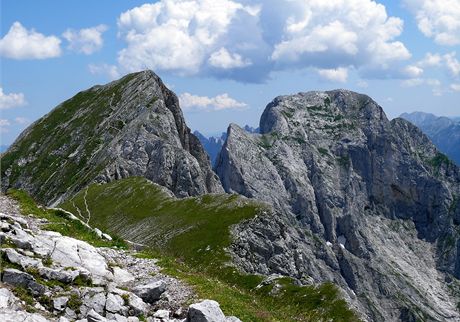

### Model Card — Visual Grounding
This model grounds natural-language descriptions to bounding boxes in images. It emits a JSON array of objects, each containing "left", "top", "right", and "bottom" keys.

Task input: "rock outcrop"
[
  {"left": 194, "top": 126, "right": 258, "bottom": 167},
  {"left": 187, "top": 300, "right": 241, "bottom": 322},
  {"left": 1, "top": 70, "right": 223, "bottom": 206},
  {"left": 215, "top": 90, "right": 460, "bottom": 321},
  {"left": 0, "top": 194, "right": 240, "bottom": 322}
]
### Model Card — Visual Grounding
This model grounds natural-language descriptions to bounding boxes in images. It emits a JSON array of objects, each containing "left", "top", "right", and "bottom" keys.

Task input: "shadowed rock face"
[
  {"left": 1, "top": 70, "right": 223, "bottom": 205},
  {"left": 215, "top": 90, "right": 460, "bottom": 321}
]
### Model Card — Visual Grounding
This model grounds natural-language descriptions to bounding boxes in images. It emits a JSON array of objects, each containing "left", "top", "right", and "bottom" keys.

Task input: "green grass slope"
[
  {"left": 58, "top": 177, "right": 359, "bottom": 321},
  {"left": 7, "top": 189, "right": 127, "bottom": 249},
  {"left": 1, "top": 73, "right": 137, "bottom": 204},
  {"left": 62, "top": 177, "right": 260, "bottom": 268}
]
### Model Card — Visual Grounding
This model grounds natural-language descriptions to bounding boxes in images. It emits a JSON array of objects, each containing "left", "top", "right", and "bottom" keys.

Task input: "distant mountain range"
[
  {"left": 400, "top": 111, "right": 460, "bottom": 165},
  {"left": 194, "top": 125, "right": 259, "bottom": 165}
]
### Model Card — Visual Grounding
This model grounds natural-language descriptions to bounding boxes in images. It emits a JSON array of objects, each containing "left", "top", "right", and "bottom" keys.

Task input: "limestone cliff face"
[
  {"left": 215, "top": 90, "right": 460, "bottom": 321},
  {"left": 1, "top": 70, "right": 223, "bottom": 205}
]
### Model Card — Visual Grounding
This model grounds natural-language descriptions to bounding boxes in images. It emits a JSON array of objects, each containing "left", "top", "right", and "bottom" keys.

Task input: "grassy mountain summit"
[{"left": 1, "top": 70, "right": 222, "bottom": 206}]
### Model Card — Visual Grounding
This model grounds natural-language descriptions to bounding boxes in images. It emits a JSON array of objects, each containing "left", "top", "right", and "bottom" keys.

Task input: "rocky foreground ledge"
[{"left": 0, "top": 194, "right": 241, "bottom": 322}]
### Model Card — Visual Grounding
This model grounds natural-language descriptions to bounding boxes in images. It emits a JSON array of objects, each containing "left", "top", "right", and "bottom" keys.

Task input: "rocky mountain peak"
[
  {"left": 1, "top": 70, "right": 223, "bottom": 205},
  {"left": 216, "top": 89, "right": 460, "bottom": 321},
  {"left": 260, "top": 89, "right": 387, "bottom": 136}
]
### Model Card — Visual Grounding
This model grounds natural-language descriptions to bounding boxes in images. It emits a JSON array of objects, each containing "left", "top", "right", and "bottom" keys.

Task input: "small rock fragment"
[
  {"left": 187, "top": 300, "right": 226, "bottom": 322},
  {"left": 133, "top": 280, "right": 166, "bottom": 304}
]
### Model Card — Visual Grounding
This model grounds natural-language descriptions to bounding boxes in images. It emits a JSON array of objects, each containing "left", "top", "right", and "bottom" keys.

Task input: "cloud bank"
[
  {"left": 404, "top": 0, "right": 460, "bottom": 46},
  {"left": 179, "top": 92, "right": 247, "bottom": 111},
  {"left": 63, "top": 25, "right": 108, "bottom": 55},
  {"left": 115, "top": 0, "right": 412, "bottom": 82}
]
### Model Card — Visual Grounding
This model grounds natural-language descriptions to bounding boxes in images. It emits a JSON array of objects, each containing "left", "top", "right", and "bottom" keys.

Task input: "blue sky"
[{"left": 1, "top": 0, "right": 459, "bottom": 145}]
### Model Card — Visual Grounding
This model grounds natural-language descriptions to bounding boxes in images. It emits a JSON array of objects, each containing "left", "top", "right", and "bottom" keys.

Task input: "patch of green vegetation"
[
  {"left": 41, "top": 278, "right": 70, "bottom": 290},
  {"left": 121, "top": 293, "right": 130, "bottom": 306},
  {"left": 73, "top": 274, "right": 93, "bottom": 287},
  {"left": 281, "top": 109, "right": 295, "bottom": 119},
  {"left": 318, "top": 147, "right": 329, "bottom": 156},
  {"left": 337, "top": 155, "right": 351, "bottom": 167},
  {"left": 6, "top": 189, "right": 127, "bottom": 249},
  {"left": 42, "top": 255, "right": 53, "bottom": 267},
  {"left": 38, "top": 295, "right": 52, "bottom": 309},
  {"left": 439, "top": 234, "right": 456, "bottom": 252},
  {"left": 61, "top": 177, "right": 359, "bottom": 321},
  {"left": 259, "top": 135, "right": 272, "bottom": 149},
  {"left": 67, "top": 293, "right": 83, "bottom": 312},
  {"left": 12, "top": 286, "right": 35, "bottom": 306},
  {"left": 324, "top": 97, "right": 331, "bottom": 106},
  {"left": 309, "top": 105, "right": 323, "bottom": 111},
  {"left": 293, "top": 137, "right": 306, "bottom": 144},
  {"left": 147, "top": 96, "right": 158, "bottom": 108},
  {"left": 270, "top": 131, "right": 282, "bottom": 139},
  {"left": 0, "top": 237, "right": 17, "bottom": 249},
  {"left": 428, "top": 152, "right": 452, "bottom": 174},
  {"left": 0, "top": 250, "right": 22, "bottom": 271},
  {"left": 449, "top": 196, "right": 458, "bottom": 213},
  {"left": 25, "top": 266, "right": 40, "bottom": 276}
]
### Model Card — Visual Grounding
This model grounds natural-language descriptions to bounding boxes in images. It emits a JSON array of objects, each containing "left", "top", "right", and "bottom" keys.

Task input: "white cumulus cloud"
[
  {"left": 404, "top": 0, "right": 460, "bottom": 45},
  {"left": 0, "top": 119, "right": 11, "bottom": 133},
  {"left": 272, "top": 20, "right": 359, "bottom": 61},
  {"left": 114, "top": 0, "right": 411, "bottom": 82},
  {"left": 63, "top": 25, "right": 108, "bottom": 55},
  {"left": 117, "top": 0, "right": 258, "bottom": 75},
  {"left": 444, "top": 52, "right": 460, "bottom": 77},
  {"left": 450, "top": 83, "right": 460, "bottom": 91},
  {"left": 14, "top": 117, "right": 30, "bottom": 125},
  {"left": 317, "top": 68, "right": 349, "bottom": 83},
  {"left": 88, "top": 63, "right": 120, "bottom": 80},
  {"left": 402, "top": 78, "right": 441, "bottom": 87},
  {"left": 208, "top": 47, "right": 252, "bottom": 69},
  {"left": 0, "top": 119, "right": 11, "bottom": 127},
  {"left": 0, "top": 87, "right": 27, "bottom": 110},
  {"left": 417, "top": 52, "right": 443, "bottom": 67},
  {"left": 179, "top": 92, "right": 247, "bottom": 111},
  {"left": 0, "top": 22, "right": 61, "bottom": 59},
  {"left": 269, "top": 0, "right": 410, "bottom": 68},
  {"left": 403, "top": 65, "right": 424, "bottom": 78}
]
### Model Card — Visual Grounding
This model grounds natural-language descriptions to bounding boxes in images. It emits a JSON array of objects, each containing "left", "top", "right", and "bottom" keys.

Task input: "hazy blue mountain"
[
  {"left": 193, "top": 131, "right": 227, "bottom": 166},
  {"left": 400, "top": 111, "right": 460, "bottom": 165},
  {"left": 0, "top": 145, "right": 9, "bottom": 153}
]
